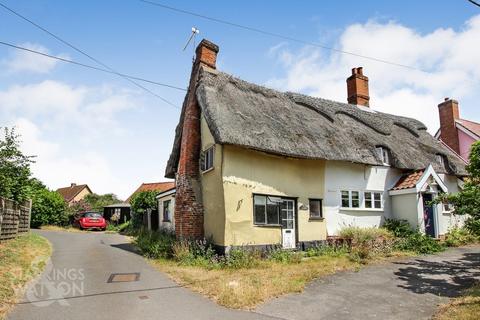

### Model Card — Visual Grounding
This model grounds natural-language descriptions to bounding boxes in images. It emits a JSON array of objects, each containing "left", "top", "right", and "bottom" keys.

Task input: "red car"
[{"left": 75, "top": 212, "right": 107, "bottom": 231}]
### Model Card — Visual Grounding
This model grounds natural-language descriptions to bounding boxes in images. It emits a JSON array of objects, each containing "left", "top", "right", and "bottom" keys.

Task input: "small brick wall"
[{"left": 0, "top": 197, "right": 31, "bottom": 241}]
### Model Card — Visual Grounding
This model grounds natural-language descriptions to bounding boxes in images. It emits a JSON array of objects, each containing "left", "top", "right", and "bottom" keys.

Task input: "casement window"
[
  {"left": 364, "top": 192, "right": 383, "bottom": 209},
  {"left": 309, "top": 199, "right": 323, "bottom": 219},
  {"left": 163, "top": 200, "right": 171, "bottom": 222},
  {"left": 341, "top": 191, "right": 360, "bottom": 208},
  {"left": 200, "top": 146, "right": 214, "bottom": 172},
  {"left": 436, "top": 154, "right": 447, "bottom": 169},
  {"left": 376, "top": 146, "right": 391, "bottom": 165},
  {"left": 443, "top": 202, "right": 454, "bottom": 212},
  {"left": 253, "top": 194, "right": 284, "bottom": 226}
]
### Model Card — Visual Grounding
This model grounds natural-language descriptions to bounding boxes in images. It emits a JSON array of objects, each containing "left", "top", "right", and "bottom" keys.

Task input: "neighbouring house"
[
  {"left": 164, "top": 39, "right": 467, "bottom": 252},
  {"left": 127, "top": 181, "right": 175, "bottom": 203},
  {"left": 56, "top": 183, "right": 92, "bottom": 206},
  {"left": 103, "top": 203, "right": 131, "bottom": 223},
  {"left": 435, "top": 98, "right": 480, "bottom": 162},
  {"left": 155, "top": 187, "right": 176, "bottom": 232}
]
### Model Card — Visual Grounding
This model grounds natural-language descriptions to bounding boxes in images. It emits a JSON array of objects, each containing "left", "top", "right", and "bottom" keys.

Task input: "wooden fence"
[{"left": 0, "top": 197, "right": 31, "bottom": 241}]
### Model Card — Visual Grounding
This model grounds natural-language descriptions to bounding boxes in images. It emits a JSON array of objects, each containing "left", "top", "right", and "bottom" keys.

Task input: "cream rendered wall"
[
  {"left": 324, "top": 161, "right": 403, "bottom": 235},
  {"left": 437, "top": 174, "right": 466, "bottom": 235},
  {"left": 391, "top": 193, "right": 422, "bottom": 229},
  {"left": 200, "top": 115, "right": 226, "bottom": 245},
  {"left": 72, "top": 188, "right": 91, "bottom": 203},
  {"left": 158, "top": 193, "right": 175, "bottom": 231},
  {"left": 222, "top": 145, "right": 327, "bottom": 246}
]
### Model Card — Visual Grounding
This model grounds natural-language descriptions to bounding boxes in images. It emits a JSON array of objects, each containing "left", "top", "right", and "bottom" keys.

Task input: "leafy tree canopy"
[
  {"left": 82, "top": 193, "right": 121, "bottom": 212},
  {"left": 436, "top": 141, "right": 480, "bottom": 235},
  {"left": 130, "top": 191, "right": 158, "bottom": 214},
  {"left": 0, "top": 127, "right": 34, "bottom": 202}
]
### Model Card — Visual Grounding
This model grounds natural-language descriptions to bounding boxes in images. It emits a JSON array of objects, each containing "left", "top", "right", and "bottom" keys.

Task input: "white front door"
[{"left": 281, "top": 200, "right": 296, "bottom": 249}]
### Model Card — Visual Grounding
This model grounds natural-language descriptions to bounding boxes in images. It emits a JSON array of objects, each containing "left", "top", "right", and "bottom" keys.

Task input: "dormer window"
[
  {"left": 376, "top": 146, "right": 391, "bottom": 165},
  {"left": 436, "top": 154, "right": 445, "bottom": 168}
]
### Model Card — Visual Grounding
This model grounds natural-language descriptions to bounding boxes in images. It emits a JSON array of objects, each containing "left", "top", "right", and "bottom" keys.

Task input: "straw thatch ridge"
[{"left": 165, "top": 68, "right": 466, "bottom": 178}]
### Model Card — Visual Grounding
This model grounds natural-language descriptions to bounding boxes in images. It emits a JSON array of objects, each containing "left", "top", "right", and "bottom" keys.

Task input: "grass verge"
[
  {"left": 433, "top": 283, "right": 480, "bottom": 320},
  {"left": 149, "top": 251, "right": 411, "bottom": 309},
  {"left": 39, "top": 225, "right": 87, "bottom": 233},
  {"left": 0, "top": 233, "right": 51, "bottom": 319}
]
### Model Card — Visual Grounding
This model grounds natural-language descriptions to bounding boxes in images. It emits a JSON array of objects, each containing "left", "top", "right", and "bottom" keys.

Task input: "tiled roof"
[
  {"left": 127, "top": 182, "right": 175, "bottom": 202},
  {"left": 391, "top": 171, "right": 424, "bottom": 190},
  {"left": 56, "top": 184, "right": 91, "bottom": 202},
  {"left": 456, "top": 119, "right": 480, "bottom": 138}
]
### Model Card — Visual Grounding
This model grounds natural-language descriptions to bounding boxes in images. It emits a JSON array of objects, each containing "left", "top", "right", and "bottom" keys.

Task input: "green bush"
[
  {"left": 30, "top": 186, "right": 69, "bottom": 228},
  {"left": 395, "top": 232, "right": 445, "bottom": 254},
  {"left": 268, "top": 249, "right": 303, "bottom": 264},
  {"left": 339, "top": 226, "right": 393, "bottom": 242},
  {"left": 383, "top": 219, "right": 415, "bottom": 238},
  {"left": 172, "top": 239, "right": 217, "bottom": 267},
  {"left": 444, "top": 227, "right": 479, "bottom": 247},
  {"left": 304, "top": 243, "right": 350, "bottom": 258},
  {"left": 134, "top": 229, "right": 176, "bottom": 259},
  {"left": 106, "top": 221, "right": 131, "bottom": 232},
  {"left": 339, "top": 226, "right": 395, "bottom": 261},
  {"left": 465, "top": 217, "right": 480, "bottom": 236}
]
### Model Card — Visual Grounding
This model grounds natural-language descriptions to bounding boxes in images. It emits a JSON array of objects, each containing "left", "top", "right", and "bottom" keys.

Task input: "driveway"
[
  {"left": 256, "top": 246, "right": 480, "bottom": 320},
  {"left": 7, "top": 231, "right": 480, "bottom": 320},
  {"left": 7, "top": 230, "right": 274, "bottom": 320}
]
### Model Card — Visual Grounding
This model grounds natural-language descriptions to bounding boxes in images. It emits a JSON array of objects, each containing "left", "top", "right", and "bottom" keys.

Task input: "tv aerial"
[{"left": 183, "top": 27, "right": 200, "bottom": 51}]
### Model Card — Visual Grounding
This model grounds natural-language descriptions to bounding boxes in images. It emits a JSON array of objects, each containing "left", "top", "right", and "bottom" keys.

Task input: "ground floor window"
[
  {"left": 341, "top": 190, "right": 360, "bottom": 208},
  {"left": 364, "top": 192, "right": 382, "bottom": 209},
  {"left": 163, "top": 200, "right": 171, "bottom": 222},
  {"left": 254, "top": 194, "right": 293, "bottom": 226},
  {"left": 309, "top": 199, "right": 323, "bottom": 219}
]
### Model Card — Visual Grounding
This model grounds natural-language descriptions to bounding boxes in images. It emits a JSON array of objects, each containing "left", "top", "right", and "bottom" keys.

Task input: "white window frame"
[
  {"left": 200, "top": 146, "right": 215, "bottom": 172},
  {"left": 364, "top": 191, "right": 383, "bottom": 209},
  {"left": 376, "top": 146, "right": 391, "bottom": 166},
  {"left": 340, "top": 190, "right": 360, "bottom": 208}
]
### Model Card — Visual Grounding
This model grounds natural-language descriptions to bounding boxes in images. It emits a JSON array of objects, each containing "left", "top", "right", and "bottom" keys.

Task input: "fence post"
[
  {"left": 0, "top": 198, "right": 4, "bottom": 239},
  {"left": 27, "top": 199, "right": 32, "bottom": 232}
]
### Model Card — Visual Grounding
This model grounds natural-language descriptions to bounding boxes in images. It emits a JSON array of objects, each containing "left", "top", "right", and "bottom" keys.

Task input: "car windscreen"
[{"left": 84, "top": 212, "right": 102, "bottom": 218}]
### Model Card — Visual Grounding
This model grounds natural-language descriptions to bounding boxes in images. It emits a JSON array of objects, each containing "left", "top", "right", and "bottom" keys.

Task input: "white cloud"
[
  {"left": 2, "top": 42, "right": 67, "bottom": 74},
  {"left": 267, "top": 15, "right": 480, "bottom": 132}
]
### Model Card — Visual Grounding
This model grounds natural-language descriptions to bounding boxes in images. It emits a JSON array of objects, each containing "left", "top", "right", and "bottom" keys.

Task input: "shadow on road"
[
  {"left": 110, "top": 243, "right": 141, "bottom": 255},
  {"left": 393, "top": 252, "right": 480, "bottom": 297}
]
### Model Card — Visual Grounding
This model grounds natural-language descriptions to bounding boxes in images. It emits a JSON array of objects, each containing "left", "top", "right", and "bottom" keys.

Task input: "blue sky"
[{"left": 1, "top": 0, "right": 479, "bottom": 199}]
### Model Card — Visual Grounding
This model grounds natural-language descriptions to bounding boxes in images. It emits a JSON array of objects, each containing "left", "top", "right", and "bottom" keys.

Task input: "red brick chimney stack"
[
  {"left": 194, "top": 39, "right": 219, "bottom": 69},
  {"left": 347, "top": 67, "right": 370, "bottom": 107},
  {"left": 174, "top": 39, "right": 219, "bottom": 240},
  {"left": 438, "top": 97, "right": 460, "bottom": 154}
]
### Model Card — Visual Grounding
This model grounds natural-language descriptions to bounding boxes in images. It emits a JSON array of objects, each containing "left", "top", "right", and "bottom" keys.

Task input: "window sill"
[
  {"left": 162, "top": 220, "right": 171, "bottom": 223},
  {"left": 340, "top": 207, "right": 384, "bottom": 212},
  {"left": 254, "top": 224, "right": 282, "bottom": 228},
  {"left": 201, "top": 167, "right": 214, "bottom": 174},
  {"left": 442, "top": 210, "right": 454, "bottom": 215},
  {"left": 309, "top": 217, "right": 324, "bottom": 221}
]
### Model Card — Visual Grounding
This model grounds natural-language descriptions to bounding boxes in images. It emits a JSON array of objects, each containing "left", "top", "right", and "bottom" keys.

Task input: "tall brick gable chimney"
[
  {"left": 438, "top": 97, "right": 460, "bottom": 154},
  {"left": 174, "top": 39, "right": 219, "bottom": 240},
  {"left": 347, "top": 67, "right": 370, "bottom": 107}
]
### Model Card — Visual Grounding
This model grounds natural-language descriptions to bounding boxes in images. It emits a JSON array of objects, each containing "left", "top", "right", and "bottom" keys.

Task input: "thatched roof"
[{"left": 165, "top": 68, "right": 467, "bottom": 178}]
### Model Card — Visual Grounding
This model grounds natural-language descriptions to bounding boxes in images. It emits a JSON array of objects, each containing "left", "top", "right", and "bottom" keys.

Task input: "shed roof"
[
  {"left": 166, "top": 68, "right": 467, "bottom": 178},
  {"left": 127, "top": 182, "right": 175, "bottom": 202}
]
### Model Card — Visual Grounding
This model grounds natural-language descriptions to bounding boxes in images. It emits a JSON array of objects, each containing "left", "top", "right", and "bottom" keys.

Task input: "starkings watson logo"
[{"left": 20, "top": 257, "right": 85, "bottom": 307}]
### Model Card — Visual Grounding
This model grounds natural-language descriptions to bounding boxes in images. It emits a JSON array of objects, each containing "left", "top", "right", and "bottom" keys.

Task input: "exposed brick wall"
[
  {"left": 438, "top": 98, "right": 460, "bottom": 154},
  {"left": 347, "top": 67, "right": 370, "bottom": 107},
  {"left": 174, "top": 39, "right": 219, "bottom": 239}
]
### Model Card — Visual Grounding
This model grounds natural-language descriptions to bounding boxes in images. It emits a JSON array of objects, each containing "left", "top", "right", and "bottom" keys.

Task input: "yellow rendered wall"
[
  {"left": 221, "top": 145, "right": 326, "bottom": 246},
  {"left": 200, "top": 116, "right": 226, "bottom": 245}
]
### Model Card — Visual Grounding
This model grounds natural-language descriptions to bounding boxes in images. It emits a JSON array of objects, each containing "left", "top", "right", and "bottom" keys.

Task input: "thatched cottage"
[{"left": 164, "top": 39, "right": 467, "bottom": 251}]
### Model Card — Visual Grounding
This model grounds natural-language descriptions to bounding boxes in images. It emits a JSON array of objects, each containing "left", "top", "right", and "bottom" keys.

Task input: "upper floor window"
[
  {"left": 200, "top": 146, "right": 214, "bottom": 172},
  {"left": 376, "top": 146, "right": 391, "bottom": 165},
  {"left": 309, "top": 199, "right": 323, "bottom": 219}
]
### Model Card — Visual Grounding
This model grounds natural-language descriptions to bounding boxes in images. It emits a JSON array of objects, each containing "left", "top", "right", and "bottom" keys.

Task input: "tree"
[
  {"left": 0, "top": 127, "right": 34, "bottom": 202},
  {"left": 436, "top": 141, "right": 480, "bottom": 235},
  {"left": 29, "top": 178, "right": 69, "bottom": 228},
  {"left": 130, "top": 191, "right": 158, "bottom": 229},
  {"left": 82, "top": 193, "right": 121, "bottom": 212}
]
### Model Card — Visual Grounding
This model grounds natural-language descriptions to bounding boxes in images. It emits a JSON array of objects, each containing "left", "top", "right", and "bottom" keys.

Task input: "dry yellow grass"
[
  {"left": 151, "top": 255, "right": 362, "bottom": 309},
  {"left": 39, "top": 225, "right": 86, "bottom": 233},
  {"left": 0, "top": 233, "right": 51, "bottom": 320},
  {"left": 433, "top": 283, "right": 480, "bottom": 320}
]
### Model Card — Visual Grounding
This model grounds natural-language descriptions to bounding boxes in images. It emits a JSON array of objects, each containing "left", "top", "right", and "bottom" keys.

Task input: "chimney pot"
[
  {"left": 347, "top": 66, "right": 370, "bottom": 107},
  {"left": 71, "top": 183, "right": 76, "bottom": 187}
]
